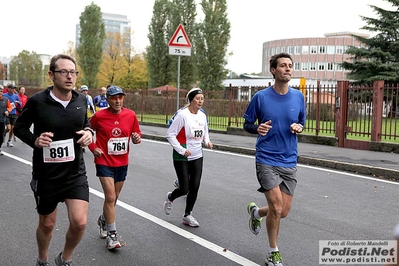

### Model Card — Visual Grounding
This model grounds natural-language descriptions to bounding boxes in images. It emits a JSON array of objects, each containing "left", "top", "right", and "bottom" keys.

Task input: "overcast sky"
[{"left": 0, "top": 0, "right": 392, "bottom": 74}]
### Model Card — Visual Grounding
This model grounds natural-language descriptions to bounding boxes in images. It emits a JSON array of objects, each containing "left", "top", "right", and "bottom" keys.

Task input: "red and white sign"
[{"left": 169, "top": 24, "right": 191, "bottom": 56}]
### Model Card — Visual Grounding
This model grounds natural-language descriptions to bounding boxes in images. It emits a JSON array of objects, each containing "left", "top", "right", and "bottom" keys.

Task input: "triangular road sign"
[{"left": 168, "top": 24, "right": 192, "bottom": 48}]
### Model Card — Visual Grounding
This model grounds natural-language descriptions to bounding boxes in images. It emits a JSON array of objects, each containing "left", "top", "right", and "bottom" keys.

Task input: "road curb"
[{"left": 142, "top": 134, "right": 399, "bottom": 182}]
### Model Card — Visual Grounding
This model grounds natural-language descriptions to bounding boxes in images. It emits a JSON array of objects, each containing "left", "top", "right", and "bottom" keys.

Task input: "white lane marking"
[
  {"left": 4, "top": 150, "right": 260, "bottom": 266},
  {"left": 90, "top": 188, "right": 260, "bottom": 266}
]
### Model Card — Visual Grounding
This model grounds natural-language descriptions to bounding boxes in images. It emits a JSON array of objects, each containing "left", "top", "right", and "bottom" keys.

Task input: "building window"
[
  {"left": 327, "top": 62, "right": 334, "bottom": 71},
  {"left": 302, "top": 62, "right": 308, "bottom": 70},
  {"left": 318, "top": 62, "right": 325, "bottom": 71},
  {"left": 276, "top": 47, "right": 280, "bottom": 54},
  {"left": 295, "top": 46, "right": 301, "bottom": 54},
  {"left": 302, "top": 46, "right": 309, "bottom": 54},
  {"left": 287, "top": 46, "right": 293, "bottom": 54},
  {"left": 294, "top": 62, "right": 300, "bottom": 70},
  {"left": 281, "top": 47, "right": 286, "bottom": 53},
  {"left": 336, "top": 46, "right": 344, "bottom": 54},
  {"left": 310, "top": 62, "right": 316, "bottom": 71},
  {"left": 310, "top": 46, "right": 317, "bottom": 54},
  {"left": 336, "top": 63, "right": 343, "bottom": 71},
  {"left": 319, "top": 46, "right": 326, "bottom": 54},
  {"left": 271, "top": 47, "right": 275, "bottom": 55},
  {"left": 327, "top": 46, "right": 335, "bottom": 54}
]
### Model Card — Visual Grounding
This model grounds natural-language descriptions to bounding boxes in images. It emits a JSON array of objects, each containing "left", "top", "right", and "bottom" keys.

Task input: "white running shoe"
[
  {"left": 106, "top": 231, "right": 121, "bottom": 250},
  {"left": 163, "top": 192, "right": 173, "bottom": 215},
  {"left": 182, "top": 214, "right": 199, "bottom": 227}
]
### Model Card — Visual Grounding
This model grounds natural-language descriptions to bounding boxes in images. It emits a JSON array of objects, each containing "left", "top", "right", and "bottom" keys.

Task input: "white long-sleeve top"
[{"left": 166, "top": 107, "right": 210, "bottom": 161}]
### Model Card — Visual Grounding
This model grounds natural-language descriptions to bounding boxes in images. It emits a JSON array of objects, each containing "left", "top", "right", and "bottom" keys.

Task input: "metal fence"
[{"left": 24, "top": 83, "right": 399, "bottom": 144}]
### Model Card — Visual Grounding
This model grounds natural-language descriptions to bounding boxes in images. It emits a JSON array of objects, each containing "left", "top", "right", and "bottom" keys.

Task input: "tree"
[
  {"left": 341, "top": 1, "right": 399, "bottom": 84},
  {"left": 195, "top": 0, "right": 230, "bottom": 90},
  {"left": 169, "top": 0, "right": 197, "bottom": 90},
  {"left": 119, "top": 53, "right": 148, "bottom": 89},
  {"left": 9, "top": 50, "right": 43, "bottom": 87},
  {"left": 146, "top": 0, "right": 173, "bottom": 89},
  {"left": 99, "top": 31, "right": 127, "bottom": 85},
  {"left": 76, "top": 2, "right": 106, "bottom": 89}
]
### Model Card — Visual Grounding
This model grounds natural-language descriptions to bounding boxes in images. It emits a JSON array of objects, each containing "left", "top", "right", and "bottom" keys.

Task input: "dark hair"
[
  {"left": 269, "top": 53, "right": 293, "bottom": 69},
  {"left": 49, "top": 54, "right": 76, "bottom": 72},
  {"left": 269, "top": 53, "right": 293, "bottom": 78}
]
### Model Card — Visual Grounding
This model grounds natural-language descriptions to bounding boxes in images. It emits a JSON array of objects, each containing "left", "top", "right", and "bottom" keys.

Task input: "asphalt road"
[{"left": 0, "top": 138, "right": 398, "bottom": 265}]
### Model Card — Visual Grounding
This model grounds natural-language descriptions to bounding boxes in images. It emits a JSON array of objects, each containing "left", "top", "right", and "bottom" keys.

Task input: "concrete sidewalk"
[{"left": 140, "top": 124, "right": 399, "bottom": 181}]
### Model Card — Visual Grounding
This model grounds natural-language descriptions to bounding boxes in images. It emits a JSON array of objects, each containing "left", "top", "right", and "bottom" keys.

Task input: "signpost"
[{"left": 168, "top": 24, "right": 191, "bottom": 110}]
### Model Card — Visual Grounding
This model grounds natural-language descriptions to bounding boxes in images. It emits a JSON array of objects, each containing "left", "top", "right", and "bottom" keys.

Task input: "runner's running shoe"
[
  {"left": 266, "top": 251, "right": 283, "bottom": 266},
  {"left": 106, "top": 231, "right": 121, "bottom": 250},
  {"left": 163, "top": 192, "right": 173, "bottom": 215},
  {"left": 54, "top": 252, "right": 72, "bottom": 266},
  {"left": 36, "top": 258, "right": 50, "bottom": 266},
  {"left": 182, "top": 214, "right": 199, "bottom": 227},
  {"left": 247, "top": 202, "right": 262, "bottom": 235},
  {"left": 97, "top": 215, "right": 107, "bottom": 239},
  {"left": 7, "top": 140, "right": 13, "bottom": 147}
]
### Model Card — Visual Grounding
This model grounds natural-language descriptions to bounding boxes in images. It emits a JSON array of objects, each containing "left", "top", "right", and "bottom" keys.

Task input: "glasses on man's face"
[{"left": 53, "top": 69, "right": 79, "bottom": 76}]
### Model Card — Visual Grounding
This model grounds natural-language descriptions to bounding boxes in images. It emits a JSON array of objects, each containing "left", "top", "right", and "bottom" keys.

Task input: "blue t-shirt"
[
  {"left": 94, "top": 95, "right": 108, "bottom": 109},
  {"left": 243, "top": 86, "right": 306, "bottom": 167},
  {"left": 3, "top": 93, "right": 21, "bottom": 115}
]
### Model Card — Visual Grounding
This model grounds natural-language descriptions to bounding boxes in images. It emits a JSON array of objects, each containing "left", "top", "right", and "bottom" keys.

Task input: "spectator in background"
[
  {"left": 3, "top": 84, "right": 21, "bottom": 147},
  {"left": 93, "top": 87, "right": 109, "bottom": 111},
  {"left": 80, "top": 85, "right": 95, "bottom": 119},
  {"left": 17, "top": 86, "right": 29, "bottom": 116},
  {"left": 0, "top": 86, "right": 12, "bottom": 155}
]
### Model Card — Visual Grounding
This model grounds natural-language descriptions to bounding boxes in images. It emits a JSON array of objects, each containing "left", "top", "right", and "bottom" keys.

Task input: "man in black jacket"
[{"left": 14, "top": 54, "right": 94, "bottom": 266}]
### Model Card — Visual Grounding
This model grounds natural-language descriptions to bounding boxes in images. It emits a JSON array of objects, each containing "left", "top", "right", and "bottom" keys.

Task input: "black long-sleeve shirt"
[{"left": 14, "top": 86, "right": 91, "bottom": 182}]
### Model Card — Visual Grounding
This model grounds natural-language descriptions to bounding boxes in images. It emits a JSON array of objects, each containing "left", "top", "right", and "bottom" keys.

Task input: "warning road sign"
[
  {"left": 169, "top": 24, "right": 191, "bottom": 56},
  {"left": 168, "top": 24, "right": 191, "bottom": 47}
]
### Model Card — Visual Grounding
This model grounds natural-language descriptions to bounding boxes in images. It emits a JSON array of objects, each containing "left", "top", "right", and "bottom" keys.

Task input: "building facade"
[
  {"left": 75, "top": 12, "right": 131, "bottom": 48},
  {"left": 262, "top": 32, "right": 369, "bottom": 80}
]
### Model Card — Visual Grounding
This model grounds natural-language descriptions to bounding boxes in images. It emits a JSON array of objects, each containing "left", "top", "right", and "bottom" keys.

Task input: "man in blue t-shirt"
[
  {"left": 243, "top": 52, "right": 306, "bottom": 266},
  {"left": 3, "top": 84, "right": 21, "bottom": 147},
  {"left": 93, "top": 86, "right": 109, "bottom": 111}
]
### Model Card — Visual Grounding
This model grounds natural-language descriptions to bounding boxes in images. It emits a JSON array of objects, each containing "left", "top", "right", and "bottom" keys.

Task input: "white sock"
[
  {"left": 253, "top": 209, "right": 261, "bottom": 219},
  {"left": 269, "top": 247, "right": 279, "bottom": 253}
]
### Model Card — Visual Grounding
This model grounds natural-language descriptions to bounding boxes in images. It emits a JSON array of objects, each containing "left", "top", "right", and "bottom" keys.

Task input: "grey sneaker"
[
  {"left": 97, "top": 215, "right": 107, "bottom": 239},
  {"left": 0, "top": 150, "right": 3, "bottom": 156},
  {"left": 266, "top": 251, "right": 283, "bottom": 266},
  {"left": 182, "top": 214, "right": 199, "bottom": 227},
  {"left": 36, "top": 258, "right": 50, "bottom": 266},
  {"left": 55, "top": 252, "right": 72, "bottom": 266},
  {"left": 13, "top": 136, "right": 16, "bottom": 142},
  {"left": 106, "top": 231, "right": 121, "bottom": 250},
  {"left": 163, "top": 192, "right": 173, "bottom": 215},
  {"left": 7, "top": 140, "right": 13, "bottom": 147},
  {"left": 247, "top": 202, "right": 262, "bottom": 235}
]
